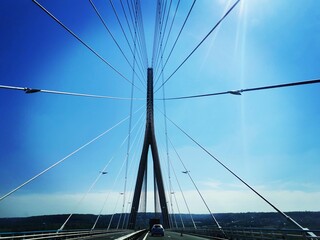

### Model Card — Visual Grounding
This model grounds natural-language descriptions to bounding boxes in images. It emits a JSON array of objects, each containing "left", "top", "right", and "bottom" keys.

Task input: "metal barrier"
[
  {"left": 1, "top": 228, "right": 319, "bottom": 240},
  {"left": 173, "top": 227, "right": 320, "bottom": 240},
  {"left": 0, "top": 229, "right": 125, "bottom": 240},
  {"left": 115, "top": 229, "right": 148, "bottom": 240}
]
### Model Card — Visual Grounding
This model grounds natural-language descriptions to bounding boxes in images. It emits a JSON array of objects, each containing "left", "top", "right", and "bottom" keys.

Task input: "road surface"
[{"left": 145, "top": 231, "right": 212, "bottom": 240}]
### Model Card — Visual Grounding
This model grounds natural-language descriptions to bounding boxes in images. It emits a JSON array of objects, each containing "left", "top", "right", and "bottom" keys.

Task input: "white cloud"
[
  {"left": 200, "top": 179, "right": 223, "bottom": 189},
  {"left": 0, "top": 192, "right": 120, "bottom": 218},
  {"left": 175, "top": 189, "right": 320, "bottom": 214}
]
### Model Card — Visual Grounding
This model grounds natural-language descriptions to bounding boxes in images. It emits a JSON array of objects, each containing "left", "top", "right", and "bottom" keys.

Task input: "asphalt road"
[
  {"left": 145, "top": 231, "right": 211, "bottom": 240},
  {"left": 83, "top": 230, "right": 212, "bottom": 240},
  {"left": 82, "top": 230, "right": 134, "bottom": 240}
]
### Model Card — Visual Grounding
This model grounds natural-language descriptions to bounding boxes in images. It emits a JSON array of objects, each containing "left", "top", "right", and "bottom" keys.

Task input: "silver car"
[{"left": 151, "top": 224, "right": 164, "bottom": 236}]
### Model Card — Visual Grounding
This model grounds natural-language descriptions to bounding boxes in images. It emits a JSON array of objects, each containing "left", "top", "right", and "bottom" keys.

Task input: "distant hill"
[{"left": 0, "top": 212, "right": 319, "bottom": 233}]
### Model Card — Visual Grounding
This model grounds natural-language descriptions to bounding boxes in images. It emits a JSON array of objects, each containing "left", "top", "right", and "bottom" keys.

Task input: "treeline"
[
  {"left": 0, "top": 212, "right": 319, "bottom": 233},
  {"left": 190, "top": 212, "right": 320, "bottom": 230},
  {"left": 0, "top": 214, "right": 124, "bottom": 232}
]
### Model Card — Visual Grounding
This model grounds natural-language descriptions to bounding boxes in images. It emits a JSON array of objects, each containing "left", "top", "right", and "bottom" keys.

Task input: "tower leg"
[{"left": 127, "top": 68, "right": 169, "bottom": 229}]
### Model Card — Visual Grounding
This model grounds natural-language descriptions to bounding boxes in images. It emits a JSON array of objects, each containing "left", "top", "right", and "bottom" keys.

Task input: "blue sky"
[{"left": 0, "top": 0, "right": 320, "bottom": 220}]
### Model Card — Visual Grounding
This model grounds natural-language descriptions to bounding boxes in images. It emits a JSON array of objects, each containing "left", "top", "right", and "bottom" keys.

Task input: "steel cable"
[
  {"left": 155, "top": 0, "right": 240, "bottom": 93},
  {"left": 160, "top": 79, "right": 320, "bottom": 100},
  {"left": 32, "top": 0, "right": 143, "bottom": 93},
  {"left": 0, "top": 84, "right": 144, "bottom": 100},
  {"left": 89, "top": 0, "right": 146, "bottom": 88}
]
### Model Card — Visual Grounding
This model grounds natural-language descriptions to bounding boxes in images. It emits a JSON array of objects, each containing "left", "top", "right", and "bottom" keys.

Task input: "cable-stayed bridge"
[{"left": 0, "top": 0, "right": 319, "bottom": 239}]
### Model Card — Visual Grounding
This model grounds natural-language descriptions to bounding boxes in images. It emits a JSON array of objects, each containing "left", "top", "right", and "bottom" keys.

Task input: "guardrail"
[
  {"left": 2, "top": 228, "right": 318, "bottom": 240},
  {"left": 115, "top": 229, "right": 148, "bottom": 240},
  {"left": 0, "top": 229, "right": 125, "bottom": 240},
  {"left": 174, "top": 227, "right": 320, "bottom": 240}
]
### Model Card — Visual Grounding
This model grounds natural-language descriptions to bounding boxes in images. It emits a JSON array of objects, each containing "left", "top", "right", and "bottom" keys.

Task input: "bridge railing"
[
  {"left": 115, "top": 229, "right": 148, "bottom": 240},
  {"left": 172, "top": 227, "right": 320, "bottom": 240},
  {"left": 0, "top": 229, "right": 124, "bottom": 240}
]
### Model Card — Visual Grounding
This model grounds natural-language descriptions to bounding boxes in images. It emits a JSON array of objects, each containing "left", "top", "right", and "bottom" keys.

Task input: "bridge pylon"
[{"left": 127, "top": 68, "right": 170, "bottom": 229}]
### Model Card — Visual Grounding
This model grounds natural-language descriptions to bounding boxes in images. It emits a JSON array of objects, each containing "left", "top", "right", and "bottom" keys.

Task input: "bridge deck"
[{"left": 145, "top": 231, "right": 220, "bottom": 240}]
